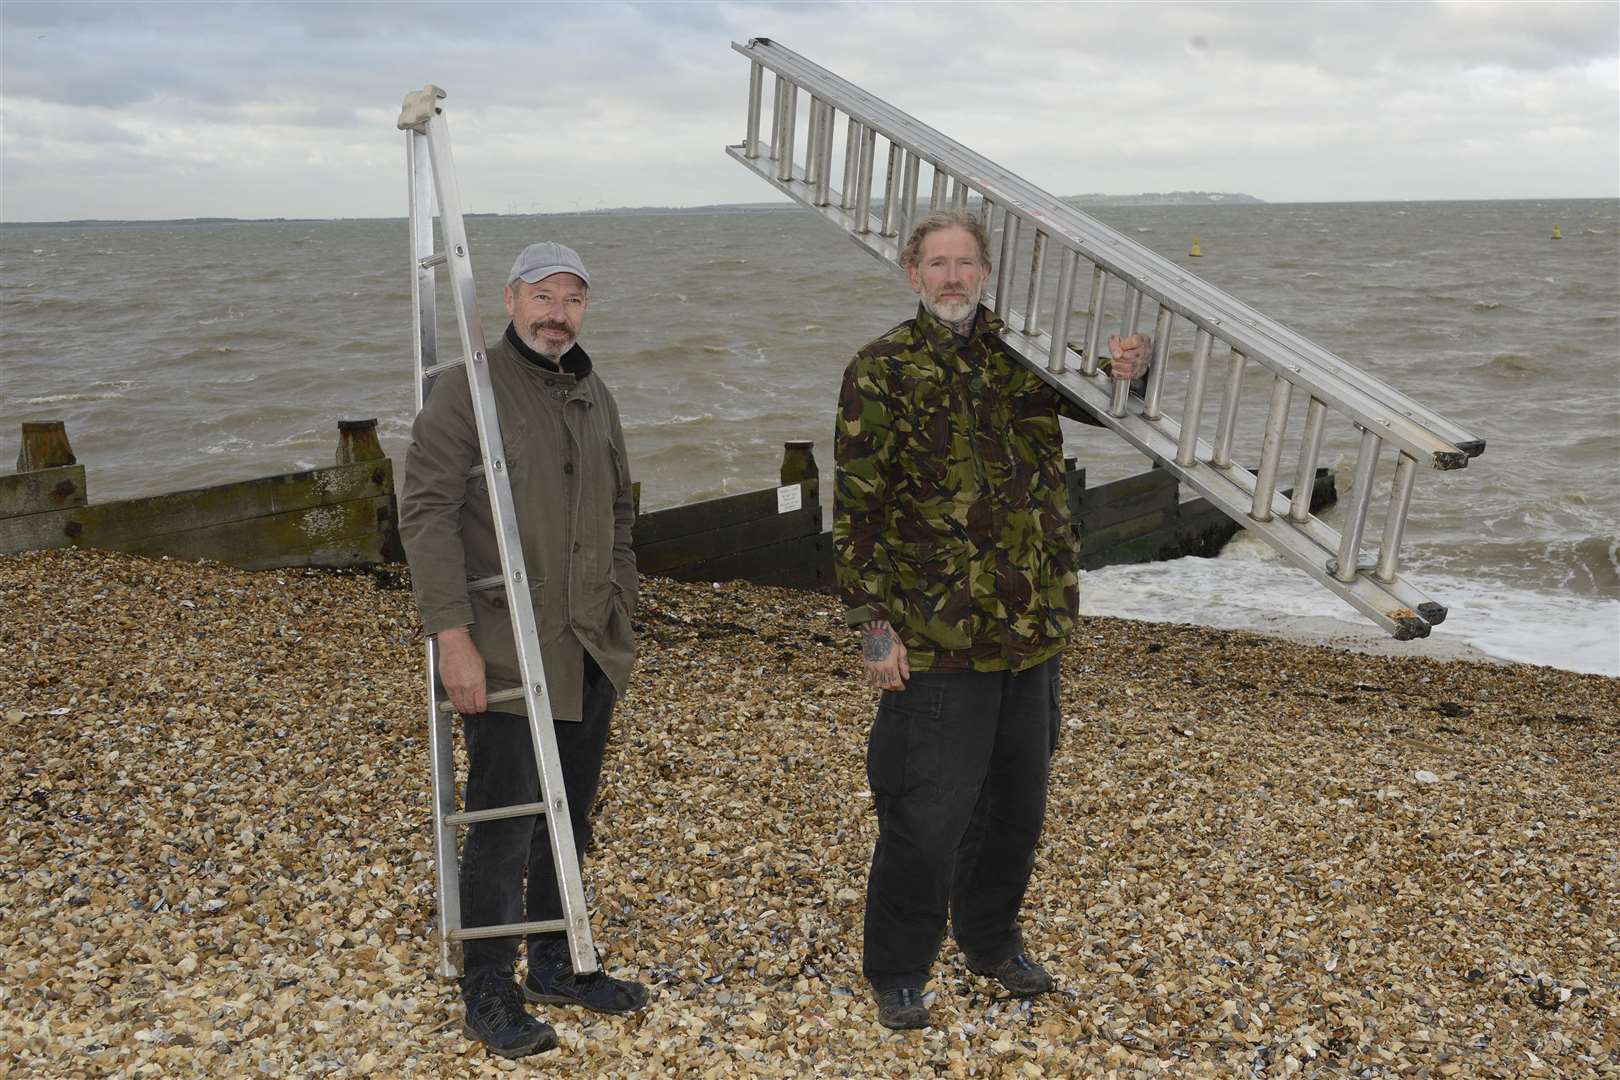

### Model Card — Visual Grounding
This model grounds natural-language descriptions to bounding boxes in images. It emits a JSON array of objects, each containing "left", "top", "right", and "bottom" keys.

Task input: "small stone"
[{"left": 1414, "top": 770, "right": 1440, "bottom": 785}]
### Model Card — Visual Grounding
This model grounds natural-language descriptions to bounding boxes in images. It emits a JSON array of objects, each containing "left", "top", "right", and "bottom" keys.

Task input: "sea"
[{"left": 2, "top": 199, "right": 1617, "bottom": 676}]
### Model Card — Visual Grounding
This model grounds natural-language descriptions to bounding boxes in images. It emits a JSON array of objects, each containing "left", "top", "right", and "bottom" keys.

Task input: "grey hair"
[{"left": 898, "top": 209, "right": 992, "bottom": 270}]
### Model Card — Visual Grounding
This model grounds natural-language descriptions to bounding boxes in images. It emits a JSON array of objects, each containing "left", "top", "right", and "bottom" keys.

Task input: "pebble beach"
[{"left": 2, "top": 547, "right": 1616, "bottom": 1078}]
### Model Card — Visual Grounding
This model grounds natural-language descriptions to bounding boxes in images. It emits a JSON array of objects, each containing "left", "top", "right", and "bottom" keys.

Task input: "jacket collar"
[
  {"left": 503, "top": 322, "right": 593, "bottom": 380},
  {"left": 914, "top": 302, "right": 1004, "bottom": 373}
]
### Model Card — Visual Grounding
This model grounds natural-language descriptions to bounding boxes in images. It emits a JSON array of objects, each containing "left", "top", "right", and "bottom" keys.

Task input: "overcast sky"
[{"left": 2, "top": 1, "right": 1616, "bottom": 221}]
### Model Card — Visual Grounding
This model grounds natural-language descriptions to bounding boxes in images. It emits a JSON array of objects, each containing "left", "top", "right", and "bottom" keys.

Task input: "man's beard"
[
  {"left": 921, "top": 282, "right": 981, "bottom": 327},
  {"left": 519, "top": 321, "right": 575, "bottom": 361}
]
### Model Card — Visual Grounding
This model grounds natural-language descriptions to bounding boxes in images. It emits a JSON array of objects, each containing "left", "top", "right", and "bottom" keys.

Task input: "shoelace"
[
  {"left": 470, "top": 980, "right": 527, "bottom": 1031},
  {"left": 561, "top": 969, "right": 633, "bottom": 1001}
]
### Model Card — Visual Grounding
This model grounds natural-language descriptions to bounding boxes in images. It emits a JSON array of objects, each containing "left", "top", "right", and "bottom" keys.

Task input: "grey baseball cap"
[{"left": 508, "top": 241, "right": 590, "bottom": 286}]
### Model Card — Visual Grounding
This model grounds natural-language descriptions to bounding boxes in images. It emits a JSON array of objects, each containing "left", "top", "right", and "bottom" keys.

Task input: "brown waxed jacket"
[{"left": 399, "top": 331, "right": 636, "bottom": 722}]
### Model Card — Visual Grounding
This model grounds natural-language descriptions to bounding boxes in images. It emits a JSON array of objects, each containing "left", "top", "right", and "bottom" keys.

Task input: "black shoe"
[
  {"left": 524, "top": 961, "right": 650, "bottom": 1014},
  {"left": 461, "top": 971, "right": 558, "bottom": 1058},
  {"left": 966, "top": 951, "right": 1055, "bottom": 997},
  {"left": 873, "top": 986, "right": 930, "bottom": 1030}
]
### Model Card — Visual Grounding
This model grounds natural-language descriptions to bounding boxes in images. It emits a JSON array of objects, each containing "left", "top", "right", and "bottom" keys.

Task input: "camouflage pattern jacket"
[{"left": 833, "top": 303, "right": 1105, "bottom": 673}]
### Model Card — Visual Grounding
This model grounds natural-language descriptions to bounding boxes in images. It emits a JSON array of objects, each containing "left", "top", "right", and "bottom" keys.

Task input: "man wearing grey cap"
[{"left": 400, "top": 241, "right": 645, "bottom": 1058}]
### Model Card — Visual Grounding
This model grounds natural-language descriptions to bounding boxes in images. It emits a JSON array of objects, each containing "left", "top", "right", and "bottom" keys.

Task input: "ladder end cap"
[{"left": 1389, "top": 610, "right": 1430, "bottom": 640}]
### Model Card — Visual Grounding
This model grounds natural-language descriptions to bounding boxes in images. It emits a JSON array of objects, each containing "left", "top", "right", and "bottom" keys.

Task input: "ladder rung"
[
  {"left": 468, "top": 574, "right": 504, "bottom": 592},
  {"left": 447, "top": 800, "right": 549, "bottom": 827},
  {"left": 451, "top": 917, "right": 567, "bottom": 942},
  {"left": 437, "top": 686, "right": 528, "bottom": 715},
  {"left": 422, "top": 358, "right": 464, "bottom": 380},
  {"left": 419, "top": 251, "right": 448, "bottom": 270}
]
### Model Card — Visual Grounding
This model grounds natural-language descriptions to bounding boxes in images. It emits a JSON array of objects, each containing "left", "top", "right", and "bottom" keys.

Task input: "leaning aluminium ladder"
[
  {"left": 397, "top": 85, "right": 597, "bottom": 978},
  {"left": 726, "top": 39, "right": 1485, "bottom": 640}
]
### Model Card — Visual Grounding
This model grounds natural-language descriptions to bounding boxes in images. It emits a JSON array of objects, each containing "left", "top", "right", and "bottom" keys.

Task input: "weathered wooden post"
[
  {"left": 335, "top": 419, "right": 385, "bottom": 464},
  {"left": 3, "top": 422, "right": 89, "bottom": 523},
  {"left": 17, "top": 421, "right": 76, "bottom": 471},
  {"left": 781, "top": 440, "right": 818, "bottom": 503}
]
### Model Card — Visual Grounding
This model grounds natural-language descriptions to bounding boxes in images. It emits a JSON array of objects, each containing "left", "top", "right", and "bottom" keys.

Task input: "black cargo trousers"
[
  {"left": 861, "top": 653, "right": 1063, "bottom": 990},
  {"left": 457, "top": 654, "right": 616, "bottom": 986}
]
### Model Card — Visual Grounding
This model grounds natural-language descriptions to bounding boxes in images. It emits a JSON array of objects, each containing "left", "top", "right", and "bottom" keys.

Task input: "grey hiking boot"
[
  {"left": 873, "top": 986, "right": 930, "bottom": 1029},
  {"left": 966, "top": 951, "right": 1055, "bottom": 997},
  {"left": 462, "top": 971, "right": 558, "bottom": 1058}
]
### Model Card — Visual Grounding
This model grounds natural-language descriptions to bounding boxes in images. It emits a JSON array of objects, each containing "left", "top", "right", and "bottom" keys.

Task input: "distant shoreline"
[{"left": 6, "top": 193, "right": 1615, "bottom": 228}]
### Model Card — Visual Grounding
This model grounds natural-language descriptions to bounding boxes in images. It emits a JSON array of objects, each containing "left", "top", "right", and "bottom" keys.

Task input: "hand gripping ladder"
[
  {"left": 726, "top": 39, "right": 1486, "bottom": 640},
  {"left": 397, "top": 86, "right": 597, "bottom": 978}
]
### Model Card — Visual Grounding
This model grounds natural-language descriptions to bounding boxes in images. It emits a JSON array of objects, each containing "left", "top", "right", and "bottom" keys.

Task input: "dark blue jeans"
[
  {"left": 862, "top": 654, "right": 1062, "bottom": 990},
  {"left": 458, "top": 655, "right": 617, "bottom": 988}
]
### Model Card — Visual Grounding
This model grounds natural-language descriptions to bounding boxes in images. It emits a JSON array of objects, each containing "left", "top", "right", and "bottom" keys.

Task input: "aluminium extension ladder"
[
  {"left": 726, "top": 38, "right": 1486, "bottom": 641},
  {"left": 397, "top": 85, "right": 597, "bottom": 979}
]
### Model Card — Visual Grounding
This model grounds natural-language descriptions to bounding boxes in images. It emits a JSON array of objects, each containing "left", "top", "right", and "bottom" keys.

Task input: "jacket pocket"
[
  {"left": 889, "top": 539, "right": 974, "bottom": 651},
  {"left": 608, "top": 441, "right": 630, "bottom": 497}
]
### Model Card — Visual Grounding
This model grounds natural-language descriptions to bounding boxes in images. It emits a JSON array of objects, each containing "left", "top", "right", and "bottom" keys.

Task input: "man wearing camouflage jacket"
[{"left": 833, "top": 209, "right": 1150, "bottom": 1030}]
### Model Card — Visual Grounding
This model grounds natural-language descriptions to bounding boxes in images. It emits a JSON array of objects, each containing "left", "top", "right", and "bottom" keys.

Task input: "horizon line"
[{"left": 4, "top": 192, "right": 1617, "bottom": 228}]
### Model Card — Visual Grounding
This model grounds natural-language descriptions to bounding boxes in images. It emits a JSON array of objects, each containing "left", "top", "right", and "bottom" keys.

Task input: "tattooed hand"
[{"left": 861, "top": 620, "right": 911, "bottom": 691}]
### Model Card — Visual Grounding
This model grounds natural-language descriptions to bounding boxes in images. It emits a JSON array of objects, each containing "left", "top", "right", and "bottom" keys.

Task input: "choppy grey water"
[{"left": 3, "top": 200, "right": 1617, "bottom": 673}]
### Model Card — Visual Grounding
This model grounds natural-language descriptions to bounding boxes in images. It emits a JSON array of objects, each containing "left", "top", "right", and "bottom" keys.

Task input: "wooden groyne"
[
  {"left": 0, "top": 421, "right": 1336, "bottom": 580},
  {"left": 0, "top": 420, "right": 400, "bottom": 570},
  {"left": 633, "top": 441, "right": 1338, "bottom": 587}
]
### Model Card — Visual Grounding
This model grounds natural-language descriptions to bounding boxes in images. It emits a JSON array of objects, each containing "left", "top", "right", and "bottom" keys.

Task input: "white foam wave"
[
  {"left": 1079, "top": 541, "right": 1618, "bottom": 677},
  {"left": 202, "top": 435, "right": 255, "bottom": 456},
  {"left": 17, "top": 393, "right": 112, "bottom": 404}
]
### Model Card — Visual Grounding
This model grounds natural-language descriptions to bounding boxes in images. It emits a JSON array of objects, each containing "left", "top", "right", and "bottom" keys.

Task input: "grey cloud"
[{"left": 1, "top": 0, "right": 1614, "bottom": 222}]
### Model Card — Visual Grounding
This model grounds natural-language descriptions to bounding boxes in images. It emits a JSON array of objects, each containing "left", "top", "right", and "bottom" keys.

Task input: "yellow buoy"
[
  {"left": 1552, "top": 224, "right": 1562, "bottom": 239},
  {"left": 1189, "top": 234, "right": 1204, "bottom": 257}
]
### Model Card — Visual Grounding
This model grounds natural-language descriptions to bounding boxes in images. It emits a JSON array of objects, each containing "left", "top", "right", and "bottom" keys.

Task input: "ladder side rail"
[
  {"left": 725, "top": 142, "right": 1446, "bottom": 634},
  {"left": 726, "top": 143, "right": 904, "bottom": 266},
  {"left": 732, "top": 125, "right": 1441, "bottom": 540},
  {"left": 958, "top": 197, "right": 1462, "bottom": 471},
  {"left": 995, "top": 325, "right": 1437, "bottom": 639},
  {"left": 408, "top": 135, "right": 440, "bottom": 412},
  {"left": 406, "top": 129, "right": 464, "bottom": 979},
  {"left": 989, "top": 261, "right": 1446, "bottom": 627},
  {"left": 1012, "top": 305, "right": 1448, "bottom": 627},
  {"left": 425, "top": 640, "right": 461, "bottom": 977},
  {"left": 733, "top": 37, "right": 1481, "bottom": 459},
  {"left": 420, "top": 116, "right": 600, "bottom": 976},
  {"left": 956, "top": 188, "right": 1447, "bottom": 624},
  {"left": 1041, "top": 226, "right": 1476, "bottom": 468},
  {"left": 726, "top": 80, "right": 1447, "bottom": 631},
  {"left": 1068, "top": 212, "right": 1484, "bottom": 457},
  {"left": 899, "top": 172, "right": 1463, "bottom": 469},
  {"left": 735, "top": 69, "right": 1445, "bottom": 625},
  {"left": 732, "top": 38, "right": 1482, "bottom": 464}
]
